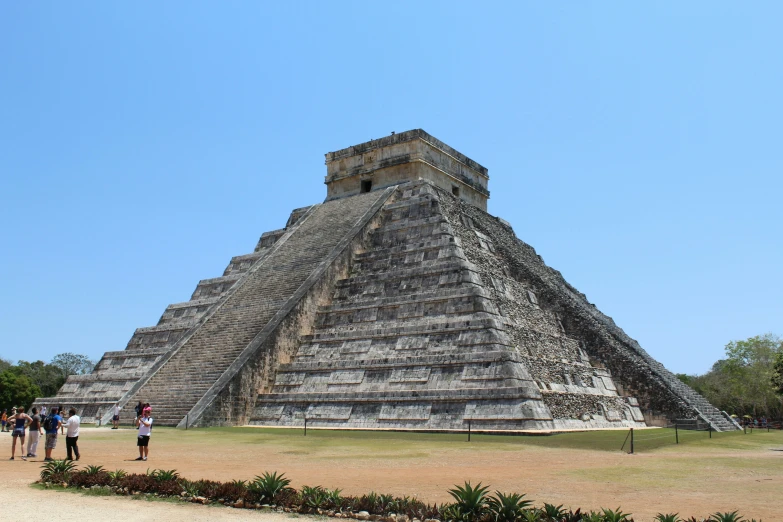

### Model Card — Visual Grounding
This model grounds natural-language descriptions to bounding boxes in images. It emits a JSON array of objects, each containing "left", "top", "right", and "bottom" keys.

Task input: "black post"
[
  {"left": 675, "top": 423, "right": 679, "bottom": 444},
  {"left": 709, "top": 425, "right": 712, "bottom": 438},
  {"left": 744, "top": 424, "right": 747, "bottom": 434},
  {"left": 630, "top": 428, "right": 634, "bottom": 454},
  {"left": 186, "top": 414, "right": 189, "bottom": 430},
  {"left": 468, "top": 421, "right": 471, "bottom": 442},
  {"left": 304, "top": 418, "right": 307, "bottom": 437}
]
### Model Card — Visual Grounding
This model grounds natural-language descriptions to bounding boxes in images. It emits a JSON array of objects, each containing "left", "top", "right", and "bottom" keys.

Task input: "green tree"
[
  {"left": 0, "top": 370, "right": 41, "bottom": 411},
  {"left": 772, "top": 351, "right": 783, "bottom": 397},
  {"left": 687, "top": 334, "right": 783, "bottom": 418},
  {"left": 13, "top": 360, "right": 66, "bottom": 397},
  {"left": 50, "top": 352, "right": 95, "bottom": 380}
]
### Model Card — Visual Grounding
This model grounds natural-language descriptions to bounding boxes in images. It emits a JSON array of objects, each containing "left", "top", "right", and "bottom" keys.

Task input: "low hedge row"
[{"left": 37, "top": 461, "right": 758, "bottom": 522}]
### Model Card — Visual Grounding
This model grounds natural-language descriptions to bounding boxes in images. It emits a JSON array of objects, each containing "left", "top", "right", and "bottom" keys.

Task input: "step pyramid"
[{"left": 37, "top": 130, "right": 737, "bottom": 431}]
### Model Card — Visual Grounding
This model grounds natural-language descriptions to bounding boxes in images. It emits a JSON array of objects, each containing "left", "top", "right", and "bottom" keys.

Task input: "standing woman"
[
  {"left": 8, "top": 407, "right": 32, "bottom": 460},
  {"left": 26, "top": 407, "right": 43, "bottom": 458},
  {"left": 134, "top": 406, "right": 153, "bottom": 461}
]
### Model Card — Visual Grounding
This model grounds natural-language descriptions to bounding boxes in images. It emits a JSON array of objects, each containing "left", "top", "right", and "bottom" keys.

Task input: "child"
[{"left": 134, "top": 407, "right": 153, "bottom": 461}]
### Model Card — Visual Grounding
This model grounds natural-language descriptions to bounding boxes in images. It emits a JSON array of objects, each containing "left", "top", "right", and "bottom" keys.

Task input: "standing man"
[
  {"left": 111, "top": 403, "right": 121, "bottom": 430},
  {"left": 43, "top": 407, "right": 62, "bottom": 461},
  {"left": 1, "top": 409, "right": 7, "bottom": 432},
  {"left": 64, "top": 408, "right": 80, "bottom": 461},
  {"left": 26, "top": 407, "right": 43, "bottom": 458}
]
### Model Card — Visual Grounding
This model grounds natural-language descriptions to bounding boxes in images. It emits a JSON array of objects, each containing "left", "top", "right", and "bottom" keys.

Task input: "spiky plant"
[
  {"left": 248, "top": 471, "right": 292, "bottom": 503},
  {"left": 150, "top": 469, "right": 180, "bottom": 482},
  {"left": 446, "top": 482, "right": 490, "bottom": 522},
  {"left": 83, "top": 465, "right": 105, "bottom": 476},
  {"left": 541, "top": 503, "right": 566, "bottom": 520},
  {"left": 710, "top": 512, "right": 745, "bottom": 522},
  {"left": 40, "top": 459, "right": 78, "bottom": 482},
  {"left": 655, "top": 514, "right": 682, "bottom": 522},
  {"left": 487, "top": 491, "right": 533, "bottom": 522},
  {"left": 107, "top": 469, "right": 127, "bottom": 482},
  {"left": 600, "top": 507, "right": 632, "bottom": 522}
]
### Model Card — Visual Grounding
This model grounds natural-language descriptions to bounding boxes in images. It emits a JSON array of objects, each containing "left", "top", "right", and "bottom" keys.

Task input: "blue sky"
[{"left": 1, "top": 3, "right": 780, "bottom": 374}]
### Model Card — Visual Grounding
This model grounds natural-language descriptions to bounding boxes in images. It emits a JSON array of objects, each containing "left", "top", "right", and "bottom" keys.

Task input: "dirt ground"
[{"left": 1, "top": 426, "right": 781, "bottom": 521}]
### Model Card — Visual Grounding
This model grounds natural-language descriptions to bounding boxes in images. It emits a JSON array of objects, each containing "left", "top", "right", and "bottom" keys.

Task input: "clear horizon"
[{"left": 1, "top": 3, "right": 781, "bottom": 375}]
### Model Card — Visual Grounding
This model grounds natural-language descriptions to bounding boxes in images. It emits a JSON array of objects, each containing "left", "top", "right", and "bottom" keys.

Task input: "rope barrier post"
[
  {"left": 186, "top": 414, "right": 188, "bottom": 430},
  {"left": 709, "top": 425, "right": 712, "bottom": 439},
  {"left": 468, "top": 420, "right": 471, "bottom": 442},
  {"left": 675, "top": 423, "right": 678, "bottom": 444},
  {"left": 304, "top": 417, "right": 307, "bottom": 437},
  {"left": 630, "top": 428, "right": 634, "bottom": 454}
]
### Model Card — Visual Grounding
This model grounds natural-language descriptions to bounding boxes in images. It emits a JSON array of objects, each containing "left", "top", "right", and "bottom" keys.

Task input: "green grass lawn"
[{"left": 97, "top": 424, "right": 783, "bottom": 454}]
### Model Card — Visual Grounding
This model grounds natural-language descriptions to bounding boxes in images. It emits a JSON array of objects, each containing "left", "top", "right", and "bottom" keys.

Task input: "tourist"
[
  {"left": 43, "top": 407, "right": 62, "bottom": 461},
  {"left": 40, "top": 405, "right": 47, "bottom": 417},
  {"left": 59, "top": 405, "right": 65, "bottom": 435},
  {"left": 64, "top": 408, "right": 80, "bottom": 461},
  {"left": 8, "top": 407, "right": 32, "bottom": 460},
  {"left": 1, "top": 409, "right": 7, "bottom": 432},
  {"left": 134, "top": 406, "right": 153, "bottom": 461},
  {"left": 26, "top": 407, "right": 42, "bottom": 458},
  {"left": 112, "top": 403, "right": 121, "bottom": 429}
]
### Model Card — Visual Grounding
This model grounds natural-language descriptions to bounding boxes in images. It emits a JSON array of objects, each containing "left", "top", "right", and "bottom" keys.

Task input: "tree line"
[
  {"left": 0, "top": 353, "right": 95, "bottom": 411},
  {"left": 677, "top": 333, "right": 783, "bottom": 419}
]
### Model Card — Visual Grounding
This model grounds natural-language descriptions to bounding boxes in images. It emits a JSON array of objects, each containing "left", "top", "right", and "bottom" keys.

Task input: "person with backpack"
[
  {"left": 43, "top": 407, "right": 62, "bottom": 461},
  {"left": 26, "top": 407, "right": 43, "bottom": 458}
]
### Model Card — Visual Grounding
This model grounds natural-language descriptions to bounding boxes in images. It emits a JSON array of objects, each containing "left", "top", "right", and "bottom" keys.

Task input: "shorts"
[
  {"left": 12, "top": 428, "right": 25, "bottom": 438},
  {"left": 137, "top": 435, "right": 150, "bottom": 447},
  {"left": 45, "top": 433, "right": 58, "bottom": 449},
  {"left": 112, "top": 415, "right": 120, "bottom": 421}
]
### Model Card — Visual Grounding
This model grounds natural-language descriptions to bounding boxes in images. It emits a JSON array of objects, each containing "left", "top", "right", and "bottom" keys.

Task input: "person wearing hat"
[{"left": 134, "top": 406, "right": 153, "bottom": 461}]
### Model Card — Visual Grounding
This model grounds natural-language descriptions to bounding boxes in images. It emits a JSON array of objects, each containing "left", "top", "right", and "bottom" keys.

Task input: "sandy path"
[{"left": 1, "top": 427, "right": 780, "bottom": 521}]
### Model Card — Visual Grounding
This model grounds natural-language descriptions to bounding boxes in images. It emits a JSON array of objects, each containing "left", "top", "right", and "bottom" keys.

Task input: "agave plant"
[
  {"left": 107, "top": 469, "right": 127, "bottom": 482},
  {"left": 655, "top": 514, "right": 682, "bottom": 522},
  {"left": 446, "top": 482, "right": 490, "bottom": 522},
  {"left": 710, "top": 512, "right": 745, "bottom": 522},
  {"left": 83, "top": 465, "right": 106, "bottom": 476},
  {"left": 520, "top": 509, "right": 542, "bottom": 522},
  {"left": 248, "top": 471, "right": 292, "bottom": 503},
  {"left": 150, "top": 469, "right": 180, "bottom": 482},
  {"left": 40, "top": 459, "right": 78, "bottom": 481},
  {"left": 180, "top": 479, "right": 200, "bottom": 497},
  {"left": 541, "top": 503, "right": 566, "bottom": 520},
  {"left": 487, "top": 491, "right": 533, "bottom": 522},
  {"left": 324, "top": 487, "right": 344, "bottom": 509},
  {"left": 600, "top": 507, "right": 632, "bottom": 522},
  {"left": 300, "top": 485, "right": 329, "bottom": 513}
]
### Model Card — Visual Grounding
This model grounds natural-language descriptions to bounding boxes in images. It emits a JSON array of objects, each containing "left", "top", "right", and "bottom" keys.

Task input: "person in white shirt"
[
  {"left": 64, "top": 408, "right": 81, "bottom": 461},
  {"left": 111, "top": 403, "right": 121, "bottom": 429},
  {"left": 134, "top": 407, "right": 153, "bottom": 461}
]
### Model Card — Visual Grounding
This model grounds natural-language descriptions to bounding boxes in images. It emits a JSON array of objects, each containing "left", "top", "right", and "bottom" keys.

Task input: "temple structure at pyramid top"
[
  {"left": 35, "top": 130, "right": 740, "bottom": 432},
  {"left": 325, "top": 129, "right": 490, "bottom": 210}
]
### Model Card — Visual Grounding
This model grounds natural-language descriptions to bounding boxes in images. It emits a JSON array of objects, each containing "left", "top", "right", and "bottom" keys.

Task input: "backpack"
[{"left": 42, "top": 413, "right": 55, "bottom": 432}]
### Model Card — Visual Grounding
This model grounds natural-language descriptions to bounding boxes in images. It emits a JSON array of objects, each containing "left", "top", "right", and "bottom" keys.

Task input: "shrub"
[
  {"left": 40, "top": 460, "right": 77, "bottom": 482},
  {"left": 107, "top": 469, "right": 127, "bottom": 483},
  {"left": 149, "top": 469, "right": 180, "bottom": 482},
  {"left": 248, "top": 471, "right": 292, "bottom": 504},
  {"left": 710, "top": 512, "right": 745, "bottom": 522},
  {"left": 300, "top": 485, "right": 330, "bottom": 513},
  {"left": 213, "top": 480, "right": 249, "bottom": 503},
  {"left": 599, "top": 507, "right": 632, "bottom": 522},
  {"left": 655, "top": 515, "right": 682, "bottom": 522},
  {"left": 541, "top": 503, "right": 566, "bottom": 521},
  {"left": 446, "top": 482, "right": 490, "bottom": 522},
  {"left": 487, "top": 491, "right": 533, "bottom": 522}
]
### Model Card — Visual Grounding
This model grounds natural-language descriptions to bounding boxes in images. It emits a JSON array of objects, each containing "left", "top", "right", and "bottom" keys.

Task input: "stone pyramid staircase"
[
  {"left": 35, "top": 222, "right": 293, "bottom": 421},
  {"left": 116, "top": 189, "right": 394, "bottom": 427},
  {"left": 252, "top": 182, "right": 648, "bottom": 430}
]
